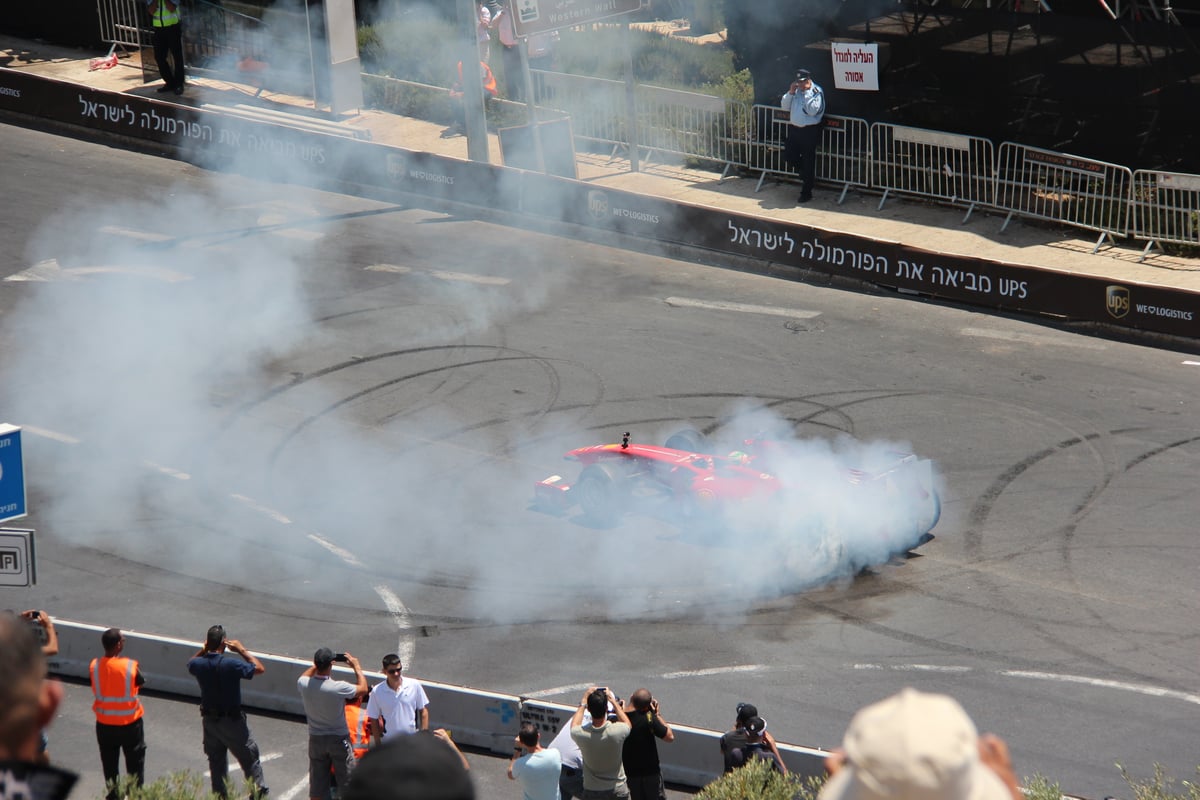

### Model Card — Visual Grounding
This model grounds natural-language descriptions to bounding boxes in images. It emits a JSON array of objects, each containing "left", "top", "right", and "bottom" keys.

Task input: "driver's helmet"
[{"left": 728, "top": 450, "right": 751, "bottom": 465}]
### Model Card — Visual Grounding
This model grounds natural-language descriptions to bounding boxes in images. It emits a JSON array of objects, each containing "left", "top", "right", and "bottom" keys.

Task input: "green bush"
[
  {"left": 358, "top": 14, "right": 462, "bottom": 87},
  {"left": 695, "top": 758, "right": 824, "bottom": 800},
  {"left": 1024, "top": 774, "right": 1065, "bottom": 800},
  {"left": 556, "top": 27, "right": 735, "bottom": 90},
  {"left": 103, "top": 772, "right": 265, "bottom": 800},
  {"left": 1119, "top": 763, "right": 1200, "bottom": 800}
]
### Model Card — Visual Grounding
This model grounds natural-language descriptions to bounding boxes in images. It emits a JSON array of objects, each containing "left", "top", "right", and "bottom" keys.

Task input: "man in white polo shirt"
[{"left": 366, "top": 654, "right": 430, "bottom": 744}]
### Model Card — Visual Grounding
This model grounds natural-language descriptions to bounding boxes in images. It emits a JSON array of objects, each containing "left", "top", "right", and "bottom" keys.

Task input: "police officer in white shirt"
[{"left": 781, "top": 68, "right": 826, "bottom": 203}]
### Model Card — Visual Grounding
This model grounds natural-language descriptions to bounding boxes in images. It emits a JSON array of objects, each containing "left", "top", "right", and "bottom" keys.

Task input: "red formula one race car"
[
  {"left": 534, "top": 430, "right": 941, "bottom": 567},
  {"left": 535, "top": 431, "right": 781, "bottom": 524}
]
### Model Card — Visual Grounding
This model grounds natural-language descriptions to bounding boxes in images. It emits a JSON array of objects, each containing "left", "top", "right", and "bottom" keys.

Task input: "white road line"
[
  {"left": 524, "top": 682, "right": 598, "bottom": 700},
  {"left": 529, "top": 666, "right": 767, "bottom": 699},
  {"left": 276, "top": 777, "right": 311, "bottom": 800},
  {"left": 374, "top": 584, "right": 416, "bottom": 667},
  {"left": 960, "top": 326, "right": 1106, "bottom": 350},
  {"left": 4, "top": 259, "right": 191, "bottom": 283},
  {"left": 307, "top": 532, "right": 363, "bottom": 567},
  {"left": 202, "top": 751, "right": 285, "bottom": 778},
  {"left": 257, "top": 214, "right": 324, "bottom": 241},
  {"left": 231, "top": 494, "right": 293, "bottom": 525},
  {"left": 1000, "top": 670, "right": 1200, "bottom": 706},
  {"left": 855, "top": 663, "right": 1200, "bottom": 706},
  {"left": 21, "top": 425, "right": 80, "bottom": 444},
  {"left": 664, "top": 296, "right": 821, "bottom": 319},
  {"left": 365, "top": 264, "right": 509, "bottom": 285},
  {"left": 97, "top": 224, "right": 173, "bottom": 242},
  {"left": 1183, "top": 360, "right": 1200, "bottom": 366},
  {"left": 144, "top": 460, "right": 191, "bottom": 480},
  {"left": 660, "top": 665, "right": 765, "bottom": 679},
  {"left": 428, "top": 269, "right": 510, "bottom": 286},
  {"left": 5, "top": 259, "right": 70, "bottom": 282}
]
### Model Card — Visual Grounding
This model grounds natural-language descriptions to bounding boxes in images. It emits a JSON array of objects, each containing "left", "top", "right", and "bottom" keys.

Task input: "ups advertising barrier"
[{"left": 1, "top": 66, "right": 1196, "bottom": 339}]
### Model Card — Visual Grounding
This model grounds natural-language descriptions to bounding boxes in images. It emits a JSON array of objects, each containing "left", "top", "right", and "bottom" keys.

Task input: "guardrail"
[
  {"left": 97, "top": 0, "right": 148, "bottom": 50},
  {"left": 870, "top": 123, "right": 995, "bottom": 223},
  {"left": 1129, "top": 169, "right": 1200, "bottom": 261},
  {"left": 48, "top": 620, "right": 832, "bottom": 789},
  {"left": 994, "top": 142, "right": 1132, "bottom": 252},
  {"left": 744, "top": 105, "right": 871, "bottom": 205}
]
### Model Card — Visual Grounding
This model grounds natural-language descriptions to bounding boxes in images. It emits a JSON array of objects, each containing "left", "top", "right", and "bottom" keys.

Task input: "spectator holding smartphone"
[
  {"left": 20, "top": 610, "right": 58, "bottom": 765},
  {"left": 187, "top": 625, "right": 270, "bottom": 798},
  {"left": 298, "top": 648, "right": 368, "bottom": 800}
]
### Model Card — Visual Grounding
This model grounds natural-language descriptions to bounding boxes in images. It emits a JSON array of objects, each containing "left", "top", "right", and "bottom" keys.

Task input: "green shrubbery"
[
  {"left": 695, "top": 758, "right": 824, "bottom": 800},
  {"left": 357, "top": 16, "right": 744, "bottom": 98},
  {"left": 100, "top": 772, "right": 265, "bottom": 800},
  {"left": 692, "top": 763, "right": 1200, "bottom": 800}
]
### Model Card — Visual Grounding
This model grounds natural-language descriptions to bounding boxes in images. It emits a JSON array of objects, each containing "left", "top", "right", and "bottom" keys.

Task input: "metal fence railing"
[
  {"left": 744, "top": 105, "right": 870, "bottom": 204},
  {"left": 994, "top": 143, "right": 1133, "bottom": 252},
  {"left": 634, "top": 86, "right": 749, "bottom": 171},
  {"left": 102, "top": 9, "right": 1199, "bottom": 257},
  {"left": 531, "top": 70, "right": 627, "bottom": 155},
  {"left": 870, "top": 123, "right": 995, "bottom": 223},
  {"left": 1128, "top": 169, "right": 1200, "bottom": 261},
  {"left": 97, "top": 0, "right": 149, "bottom": 50}
]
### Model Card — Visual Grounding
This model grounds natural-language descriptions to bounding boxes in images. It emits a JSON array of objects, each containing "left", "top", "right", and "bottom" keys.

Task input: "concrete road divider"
[{"left": 50, "top": 621, "right": 831, "bottom": 789}]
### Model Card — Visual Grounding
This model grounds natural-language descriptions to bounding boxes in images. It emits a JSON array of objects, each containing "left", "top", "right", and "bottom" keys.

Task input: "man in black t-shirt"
[{"left": 621, "top": 688, "right": 674, "bottom": 800}]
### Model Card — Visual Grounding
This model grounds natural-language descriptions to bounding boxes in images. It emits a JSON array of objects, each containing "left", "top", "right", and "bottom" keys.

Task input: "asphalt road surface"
[{"left": 2, "top": 122, "right": 1198, "bottom": 800}]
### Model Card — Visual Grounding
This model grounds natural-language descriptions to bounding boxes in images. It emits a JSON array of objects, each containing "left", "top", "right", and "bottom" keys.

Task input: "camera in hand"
[
  {"left": 333, "top": 653, "right": 349, "bottom": 663},
  {"left": 26, "top": 615, "right": 48, "bottom": 646}
]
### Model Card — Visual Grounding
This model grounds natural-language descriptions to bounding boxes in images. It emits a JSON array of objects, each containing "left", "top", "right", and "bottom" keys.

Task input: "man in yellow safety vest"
[
  {"left": 146, "top": 0, "right": 185, "bottom": 95},
  {"left": 89, "top": 628, "right": 146, "bottom": 800}
]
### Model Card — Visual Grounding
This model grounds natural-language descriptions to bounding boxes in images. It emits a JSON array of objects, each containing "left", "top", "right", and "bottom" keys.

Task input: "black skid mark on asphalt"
[
  {"left": 656, "top": 390, "right": 927, "bottom": 441},
  {"left": 784, "top": 318, "right": 827, "bottom": 333},
  {"left": 963, "top": 426, "right": 1151, "bottom": 563}
]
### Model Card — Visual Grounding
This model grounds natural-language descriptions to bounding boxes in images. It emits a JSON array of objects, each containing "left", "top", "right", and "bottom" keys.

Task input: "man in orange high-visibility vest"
[{"left": 90, "top": 628, "right": 146, "bottom": 800}]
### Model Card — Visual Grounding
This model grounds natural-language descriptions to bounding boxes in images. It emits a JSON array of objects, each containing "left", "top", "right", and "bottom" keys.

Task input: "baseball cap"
[
  {"left": 817, "top": 688, "right": 1012, "bottom": 800},
  {"left": 313, "top": 647, "right": 335, "bottom": 668},
  {"left": 744, "top": 716, "right": 767, "bottom": 735},
  {"left": 735, "top": 702, "right": 758, "bottom": 724}
]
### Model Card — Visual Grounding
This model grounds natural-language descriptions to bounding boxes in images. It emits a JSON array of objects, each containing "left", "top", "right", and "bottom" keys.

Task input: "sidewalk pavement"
[{"left": 3, "top": 34, "right": 1199, "bottom": 299}]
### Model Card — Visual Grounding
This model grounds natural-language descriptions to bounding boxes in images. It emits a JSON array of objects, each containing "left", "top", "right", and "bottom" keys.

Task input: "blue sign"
[{"left": 0, "top": 424, "right": 27, "bottom": 524}]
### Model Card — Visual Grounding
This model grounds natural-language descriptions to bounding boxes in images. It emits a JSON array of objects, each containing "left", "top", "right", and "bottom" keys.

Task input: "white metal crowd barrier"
[
  {"left": 635, "top": 86, "right": 749, "bottom": 171},
  {"left": 97, "top": 0, "right": 149, "bottom": 50},
  {"left": 745, "top": 105, "right": 871, "bottom": 205},
  {"left": 1128, "top": 169, "right": 1200, "bottom": 261},
  {"left": 530, "top": 71, "right": 751, "bottom": 172},
  {"left": 870, "top": 122, "right": 995, "bottom": 222},
  {"left": 531, "top": 70, "right": 628, "bottom": 156},
  {"left": 49, "top": 620, "right": 832, "bottom": 789},
  {"left": 994, "top": 142, "right": 1132, "bottom": 252}
]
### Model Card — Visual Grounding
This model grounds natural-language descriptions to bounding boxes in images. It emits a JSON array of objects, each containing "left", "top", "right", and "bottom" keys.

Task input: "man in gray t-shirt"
[{"left": 297, "top": 648, "right": 368, "bottom": 800}]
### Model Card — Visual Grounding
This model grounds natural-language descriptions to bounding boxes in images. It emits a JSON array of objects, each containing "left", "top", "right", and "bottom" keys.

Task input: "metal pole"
[
  {"left": 305, "top": 0, "right": 318, "bottom": 110},
  {"left": 519, "top": 40, "right": 546, "bottom": 173},
  {"left": 456, "top": 0, "right": 490, "bottom": 163},
  {"left": 622, "top": 20, "right": 639, "bottom": 173}
]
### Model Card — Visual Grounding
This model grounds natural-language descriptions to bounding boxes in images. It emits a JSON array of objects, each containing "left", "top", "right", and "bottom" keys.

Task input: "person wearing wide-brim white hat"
[{"left": 818, "top": 688, "right": 1023, "bottom": 800}]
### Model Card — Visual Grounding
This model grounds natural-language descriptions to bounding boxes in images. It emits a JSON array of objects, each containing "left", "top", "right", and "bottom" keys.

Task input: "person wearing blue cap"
[{"left": 782, "top": 68, "right": 826, "bottom": 204}]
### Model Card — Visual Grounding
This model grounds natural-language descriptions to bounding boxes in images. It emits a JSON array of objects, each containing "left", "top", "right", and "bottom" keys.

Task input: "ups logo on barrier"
[
  {"left": 587, "top": 190, "right": 609, "bottom": 220},
  {"left": 386, "top": 153, "right": 407, "bottom": 183},
  {"left": 1105, "top": 285, "right": 1130, "bottom": 319}
]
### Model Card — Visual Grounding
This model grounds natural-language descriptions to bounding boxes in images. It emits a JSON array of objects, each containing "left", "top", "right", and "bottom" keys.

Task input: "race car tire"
[
  {"left": 665, "top": 429, "right": 709, "bottom": 454},
  {"left": 575, "top": 462, "right": 627, "bottom": 525}
]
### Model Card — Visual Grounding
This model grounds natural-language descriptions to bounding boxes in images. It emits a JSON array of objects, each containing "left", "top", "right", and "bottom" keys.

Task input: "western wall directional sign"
[
  {"left": 0, "top": 424, "right": 27, "bottom": 524},
  {"left": 510, "top": 0, "right": 645, "bottom": 37}
]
